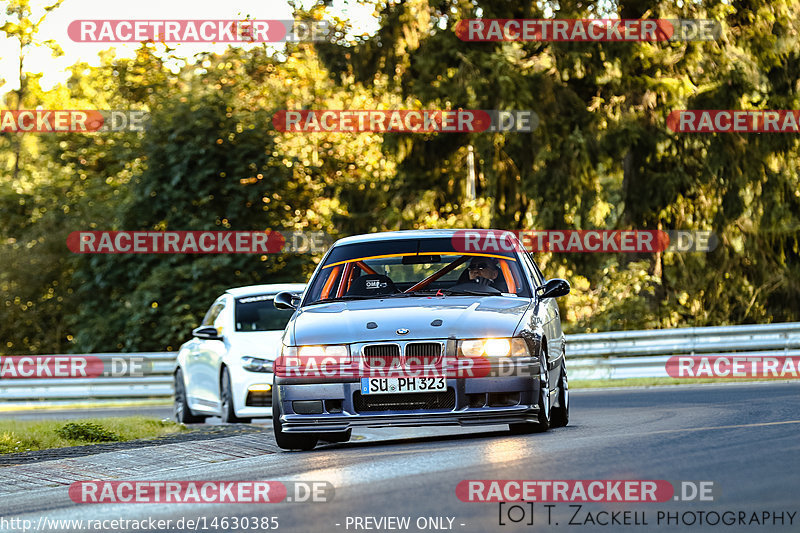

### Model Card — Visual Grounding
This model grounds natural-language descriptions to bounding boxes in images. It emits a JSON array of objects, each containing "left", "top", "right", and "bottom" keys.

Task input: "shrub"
[{"left": 56, "top": 422, "right": 122, "bottom": 443}]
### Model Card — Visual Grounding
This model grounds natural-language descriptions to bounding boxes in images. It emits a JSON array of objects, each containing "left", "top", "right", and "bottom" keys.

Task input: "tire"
[
  {"left": 510, "top": 348, "right": 551, "bottom": 434},
  {"left": 174, "top": 368, "right": 207, "bottom": 424},
  {"left": 550, "top": 359, "right": 569, "bottom": 428},
  {"left": 272, "top": 386, "right": 318, "bottom": 451},
  {"left": 220, "top": 367, "right": 251, "bottom": 424}
]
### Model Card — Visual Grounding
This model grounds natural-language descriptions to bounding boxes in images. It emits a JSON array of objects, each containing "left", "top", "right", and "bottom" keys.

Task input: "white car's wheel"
[
  {"left": 220, "top": 367, "right": 251, "bottom": 424},
  {"left": 174, "top": 368, "right": 206, "bottom": 424}
]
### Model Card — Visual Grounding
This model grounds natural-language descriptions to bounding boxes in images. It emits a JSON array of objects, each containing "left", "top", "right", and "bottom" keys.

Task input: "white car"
[{"left": 173, "top": 283, "right": 305, "bottom": 423}]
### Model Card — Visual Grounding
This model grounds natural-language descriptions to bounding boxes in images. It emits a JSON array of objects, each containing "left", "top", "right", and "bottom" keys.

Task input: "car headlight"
[
  {"left": 281, "top": 344, "right": 350, "bottom": 359},
  {"left": 241, "top": 356, "right": 274, "bottom": 372},
  {"left": 458, "top": 338, "right": 529, "bottom": 357}
]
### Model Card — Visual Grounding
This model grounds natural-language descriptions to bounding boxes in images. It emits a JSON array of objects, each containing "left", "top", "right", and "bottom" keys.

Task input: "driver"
[{"left": 467, "top": 257, "right": 501, "bottom": 287}]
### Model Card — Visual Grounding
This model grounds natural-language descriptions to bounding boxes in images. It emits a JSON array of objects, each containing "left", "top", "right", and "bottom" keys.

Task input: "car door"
[
  {"left": 204, "top": 296, "right": 232, "bottom": 408},
  {"left": 183, "top": 300, "right": 221, "bottom": 403},
  {"left": 189, "top": 297, "right": 227, "bottom": 409},
  {"left": 521, "top": 251, "right": 565, "bottom": 390}
]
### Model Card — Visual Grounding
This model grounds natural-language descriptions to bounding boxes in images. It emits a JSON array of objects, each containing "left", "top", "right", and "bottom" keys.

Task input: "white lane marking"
[{"left": 637, "top": 419, "right": 800, "bottom": 436}]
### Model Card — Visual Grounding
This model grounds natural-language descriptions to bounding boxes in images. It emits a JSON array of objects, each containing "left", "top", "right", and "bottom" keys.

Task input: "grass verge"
[
  {"left": 0, "top": 417, "right": 186, "bottom": 454},
  {"left": 0, "top": 399, "right": 172, "bottom": 412},
  {"left": 570, "top": 377, "right": 787, "bottom": 388}
]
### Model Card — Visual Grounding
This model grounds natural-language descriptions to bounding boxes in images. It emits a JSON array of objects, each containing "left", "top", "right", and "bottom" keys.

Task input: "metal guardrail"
[
  {"left": 567, "top": 322, "right": 800, "bottom": 380},
  {"left": 1, "top": 323, "right": 798, "bottom": 406},
  {"left": 0, "top": 353, "right": 175, "bottom": 405}
]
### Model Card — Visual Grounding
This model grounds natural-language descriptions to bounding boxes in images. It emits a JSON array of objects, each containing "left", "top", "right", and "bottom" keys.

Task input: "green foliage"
[
  {"left": 1, "top": 0, "right": 800, "bottom": 356},
  {"left": 55, "top": 422, "right": 122, "bottom": 443},
  {"left": 321, "top": 0, "right": 800, "bottom": 329},
  {"left": 0, "top": 417, "right": 184, "bottom": 454}
]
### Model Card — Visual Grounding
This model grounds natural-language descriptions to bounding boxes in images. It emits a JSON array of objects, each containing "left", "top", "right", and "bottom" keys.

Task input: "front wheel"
[
  {"left": 174, "top": 368, "right": 207, "bottom": 424},
  {"left": 220, "top": 367, "right": 251, "bottom": 424},
  {"left": 550, "top": 359, "right": 569, "bottom": 428},
  {"left": 510, "top": 350, "right": 550, "bottom": 434},
  {"left": 272, "top": 386, "right": 318, "bottom": 451}
]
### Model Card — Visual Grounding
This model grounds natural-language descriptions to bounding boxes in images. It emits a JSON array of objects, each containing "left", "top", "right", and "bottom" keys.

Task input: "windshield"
[
  {"left": 303, "top": 238, "right": 531, "bottom": 305},
  {"left": 234, "top": 295, "right": 294, "bottom": 331}
]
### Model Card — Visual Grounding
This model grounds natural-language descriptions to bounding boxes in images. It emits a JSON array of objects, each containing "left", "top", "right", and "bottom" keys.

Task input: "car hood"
[
  {"left": 289, "top": 296, "right": 531, "bottom": 345},
  {"left": 228, "top": 330, "right": 286, "bottom": 360}
]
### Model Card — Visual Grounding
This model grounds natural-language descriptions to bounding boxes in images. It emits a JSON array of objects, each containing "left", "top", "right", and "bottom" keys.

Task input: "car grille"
[
  {"left": 353, "top": 389, "right": 456, "bottom": 412},
  {"left": 404, "top": 342, "right": 442, "bottom": 366},
  {"left": 361, "top": 342, "right": 443, "bottom": 367},
  {"left": 362, "top": 344, "right": 402, "bottom": 368}
]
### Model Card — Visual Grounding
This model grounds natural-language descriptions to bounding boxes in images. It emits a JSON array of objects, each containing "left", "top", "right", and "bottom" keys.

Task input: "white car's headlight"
[
  {"left": 458, "top": 338, "right": 529, "bottom": 358},
  {"left": 241, "top": 356, "right": 274, "bottom": 372}
]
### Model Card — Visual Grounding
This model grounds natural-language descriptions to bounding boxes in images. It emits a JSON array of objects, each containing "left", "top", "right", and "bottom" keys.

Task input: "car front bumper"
[
  {"left": 274, "top": 375, "right": 541, "bottom": 433},
  {"left": 232, "top": 369, "right": 275, "bottom": 418}
]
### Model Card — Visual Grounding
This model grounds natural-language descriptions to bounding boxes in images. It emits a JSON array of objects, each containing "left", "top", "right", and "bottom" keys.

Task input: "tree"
[{"left": 1, "top": 0, "right": 64, "bottom": 179}]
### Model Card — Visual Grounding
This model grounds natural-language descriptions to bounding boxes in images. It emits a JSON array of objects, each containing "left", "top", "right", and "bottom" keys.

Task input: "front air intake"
[{"left": 362, "top": 344, "right": 402, "bottom": 368}]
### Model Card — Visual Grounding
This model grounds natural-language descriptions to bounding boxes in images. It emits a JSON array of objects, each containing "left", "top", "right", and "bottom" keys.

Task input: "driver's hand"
[{"left": 474, "top": 276, "right": 490, "bottom": 286}]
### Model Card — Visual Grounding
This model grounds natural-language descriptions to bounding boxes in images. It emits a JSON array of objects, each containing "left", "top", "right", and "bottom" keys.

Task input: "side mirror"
[
  {"left": 192, "top": 325, "right": 222, "bottom": 340},
  {"left": 537, "top": 278, "right": 570, "bottom": 299},
  {"left": 274, "top": 291, "right": 299, "bottom": 310}
]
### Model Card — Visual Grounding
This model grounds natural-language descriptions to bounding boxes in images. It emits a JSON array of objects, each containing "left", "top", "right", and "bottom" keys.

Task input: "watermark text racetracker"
[
  {"left": 272, "top": 110, "right": 538, "bottom": 133},
  {"left": 2, "top": 516, "right": 278, "bottom": 532},
  {"left": 667, "top": 355, "right": 800, "bottom": 379},
  {"left": 68, "top": 19, "right": 331, "bottom": 43},
  {"left": 451, "top": 229, "right": 718, "bottom": 253},
  {"left": 275, "top": 351, "right": 540, "bottom": 380},
  {"left": 0, "top": 355, "right": 150, "bottom": 378},
  {"left": 67, "top": 231, "right": 331, "bottom": 254},
  {"left": 70, "top": 480, "right": 332, "bottom": 503},
  {"left": 458, "top": 480, "right": 673, "bottom": 502},
  {"left": 668, "top": 110, "right": 800, "bottom": 133},
  {"left": 0, "top": 110, "right": 147, "bottom": 133},
  {"left": 455, "top": 19, "right": 722, "bottom": 42}
]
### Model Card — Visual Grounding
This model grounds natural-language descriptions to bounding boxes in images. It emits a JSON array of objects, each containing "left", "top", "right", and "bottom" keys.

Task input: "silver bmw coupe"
[{"left": 272, "top": 229, "right": 570, "bottom": 450}]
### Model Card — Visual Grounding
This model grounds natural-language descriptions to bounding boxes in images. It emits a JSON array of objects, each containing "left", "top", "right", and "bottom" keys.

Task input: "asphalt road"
[{"left": 2, "top": 382, "right": 798, "bottom": 533}]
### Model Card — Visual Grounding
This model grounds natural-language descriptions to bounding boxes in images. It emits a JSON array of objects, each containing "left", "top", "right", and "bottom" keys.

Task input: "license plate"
[{"left": 360, "top": 377, "right": 447, "bottom": 395}]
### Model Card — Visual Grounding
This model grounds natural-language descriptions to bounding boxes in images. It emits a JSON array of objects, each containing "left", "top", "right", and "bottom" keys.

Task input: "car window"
[
  {"left": 523, "top": 252, "right": 545, "bottom": 287},
  {"left": 366, "top": 255, "right": 465, "bottom": 283},
  {"left": 201, "top": 300, "right": 225, "bottom": 326},
  {"left": 304, "top": 238, "right": 532, "bottom": 304},
  {"left": 235, "top": 295, "right": 295, "bottom": 331},
  {"left": 213, "top": 303, "right": 227, "bottom": 329}
]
